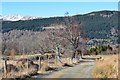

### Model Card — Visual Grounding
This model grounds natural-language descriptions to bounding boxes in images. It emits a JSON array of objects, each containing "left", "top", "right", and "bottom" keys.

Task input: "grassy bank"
[{"left": 92, "top": 55, "right": 118, "bottom": 78}]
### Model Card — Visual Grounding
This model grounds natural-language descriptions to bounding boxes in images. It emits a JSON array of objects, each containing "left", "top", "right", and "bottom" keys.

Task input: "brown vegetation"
[{"left": 92, "top": 55, "right": 118, "bottom": 78}]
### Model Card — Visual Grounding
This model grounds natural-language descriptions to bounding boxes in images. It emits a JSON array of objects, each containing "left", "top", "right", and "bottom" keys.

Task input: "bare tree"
[
  {"left": 44, "top": 16, "right": 85, "bottom": 61},
  {"left": 60, "top": 15, "right": 85, "bottom": 60},
  {"left": 63, "top": 24, "right": 82, "bottom": 60},
  {"left": 46, "top": 28, "right": 65, "bottom": 64}
]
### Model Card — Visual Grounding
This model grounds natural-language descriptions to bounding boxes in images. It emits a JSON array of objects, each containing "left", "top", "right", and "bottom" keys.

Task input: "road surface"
[{"left": 39, "top": 60, "right": 95, "bottom": 78}]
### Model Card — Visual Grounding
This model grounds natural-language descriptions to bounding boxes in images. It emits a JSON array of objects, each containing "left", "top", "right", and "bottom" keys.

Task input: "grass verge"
[{"left": 92, "top": 55, "right": 118, "bottom": 78}]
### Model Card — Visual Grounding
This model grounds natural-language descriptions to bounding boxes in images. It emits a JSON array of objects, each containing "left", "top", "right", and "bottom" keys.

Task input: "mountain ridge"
[
  {"left": 1, "top": 10, "right": 119, "bottom": 21},
  {"left": 2, "top": 10, "right": 119, "bottom": 39},
  {"left": 0, "top": 15, "right": 40, "bottom": 21}
]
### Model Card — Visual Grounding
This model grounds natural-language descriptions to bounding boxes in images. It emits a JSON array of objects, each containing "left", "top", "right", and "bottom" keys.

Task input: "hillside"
[{"left": 2, "top": 10, "right": 119, "bottom": 39}]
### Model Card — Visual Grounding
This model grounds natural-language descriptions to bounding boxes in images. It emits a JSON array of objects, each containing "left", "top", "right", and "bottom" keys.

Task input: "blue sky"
[{"left": 2, "top": 2, "right": 118, "bottom": 17}]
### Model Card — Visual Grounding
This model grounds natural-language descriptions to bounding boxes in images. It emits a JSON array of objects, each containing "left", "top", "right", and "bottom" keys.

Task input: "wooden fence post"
[
  {"left": 4, "top": 58, "right": 7, "bottom": 78},
  {"left": 55, "top": 55, "right": 57, "bottom": 65},
  {"left": 47, "top": 55, "right": 49, "bottom": 66}
]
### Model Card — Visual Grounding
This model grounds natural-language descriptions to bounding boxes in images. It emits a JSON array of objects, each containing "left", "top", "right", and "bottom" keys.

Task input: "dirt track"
[{"left": 41, "top": 61, "right": 95, "bottom": 78}]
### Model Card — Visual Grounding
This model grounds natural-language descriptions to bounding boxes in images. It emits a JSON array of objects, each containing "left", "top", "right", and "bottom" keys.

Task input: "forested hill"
[{"left": 2, "top": 10, "right": 119, "bottom": 39}]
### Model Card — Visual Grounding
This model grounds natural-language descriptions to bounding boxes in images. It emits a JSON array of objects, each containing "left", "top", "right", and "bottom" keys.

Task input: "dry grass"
[
  {"left": 1, "top": 60, "right": 38, "bottom": 78},
  {"left": 37, "top": 58, "right": 73, "bottom": 73},
  {"left": 92, "top": 55, "right": 118, "bottom": 78},
  {"left": 1, "top": 57, "right": 80, "bottom": 78},
  {"left": 2, "top": 67, "right": 36, "bottom": 78},
  {"left": 118, "top": 54, "right": 120, "bottom": 80}
]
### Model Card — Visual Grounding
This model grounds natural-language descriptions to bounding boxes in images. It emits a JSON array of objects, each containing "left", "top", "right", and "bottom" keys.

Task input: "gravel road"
[{"left": 40, "top": 61, "right": 95, "bottom": 78}]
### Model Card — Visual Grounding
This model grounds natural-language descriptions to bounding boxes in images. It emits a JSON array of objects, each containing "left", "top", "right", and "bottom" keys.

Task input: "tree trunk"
[
  {"left": 26, "top": 58, "right": 29, "bottom": 69},
  {"left": 39, "top": 56, "right": 41, "bottom": 70},
  {"left": 71, "top": 52, "right": 76, "bottom": 60},
  {"left": 55, "top": 46, "right": 62, "bottom": 64},
  {"left": 47, "top": 55, "right": 50, "bottom": 66}
]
